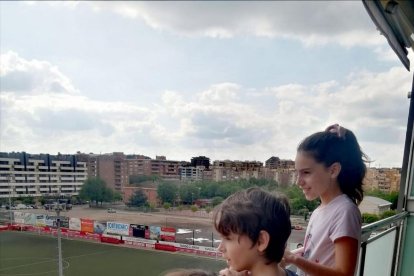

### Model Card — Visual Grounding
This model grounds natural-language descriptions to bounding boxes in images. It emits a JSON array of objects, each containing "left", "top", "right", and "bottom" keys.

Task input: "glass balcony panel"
[
  {"left": 400, "top": 216, "right": 414, "bottom": 276},
  {"left": 364, "top": 229, "right": 396, "bottom": 276}
]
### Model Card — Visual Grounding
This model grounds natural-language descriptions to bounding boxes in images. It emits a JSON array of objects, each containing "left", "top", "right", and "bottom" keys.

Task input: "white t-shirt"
[{"left": 298, "top": 194, "right": 361, "bottom": 276}]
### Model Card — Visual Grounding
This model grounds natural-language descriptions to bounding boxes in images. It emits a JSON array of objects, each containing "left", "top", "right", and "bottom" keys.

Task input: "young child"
[
  {"left": 284, "top": 124, "right": 367, "bottom": 276},
  {"left": 214, "top": 187, "right": 297, "bottom": 276}
]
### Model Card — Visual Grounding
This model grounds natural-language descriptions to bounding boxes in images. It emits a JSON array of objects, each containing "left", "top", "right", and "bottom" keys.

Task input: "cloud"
[
  {"left": 0, "top": 51, "right": 79, "bottom": 95},
  {"left": 35, "top": 1, "right": 385, "bottom": 47},
  {"left": 1, "top": 51, "right": 411, "bottom": 167},
  {"left": 157, "top": 65, "right": 411, "bottom": 166}
]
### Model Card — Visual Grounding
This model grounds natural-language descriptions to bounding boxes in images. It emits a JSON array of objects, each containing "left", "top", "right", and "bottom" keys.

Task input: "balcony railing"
[{"left": 358, "top": 212, "right": 409, "bottom": 276}]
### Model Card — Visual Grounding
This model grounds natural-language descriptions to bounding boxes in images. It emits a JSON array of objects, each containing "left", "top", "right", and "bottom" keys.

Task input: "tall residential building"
[
  {"left": 265, "top": 156, "right": 295, "bottom": 169},
  {"left": 212, "top": 160, "right": 263, "bottom": 181},
  {"left": 365, "top": 167, "right": 401, "bottom": 193},
  {"left": 125, "top": 154, "right": 152, "bottom": 177},
  {"left": 191, "top": 156, "right": 211, "bottom": 169},
  {"left": 0, "top": 152, "right": 87, "bottom": 199},
  {"left": 179, "top": 166, "right": 205, "bottom": 181}
]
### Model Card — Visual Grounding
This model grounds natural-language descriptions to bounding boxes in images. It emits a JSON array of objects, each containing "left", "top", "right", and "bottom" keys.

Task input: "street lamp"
[
  {"left": 54, "top": 202, "right": 64, "bottom": 276},
  {"left": 7, "top": 174, "right": 12, "bottom": 225}
]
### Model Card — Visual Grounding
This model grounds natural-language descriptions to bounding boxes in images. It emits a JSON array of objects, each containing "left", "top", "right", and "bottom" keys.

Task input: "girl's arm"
[{"left": 284, "top": 237, "right": 359, "bottom": 276}]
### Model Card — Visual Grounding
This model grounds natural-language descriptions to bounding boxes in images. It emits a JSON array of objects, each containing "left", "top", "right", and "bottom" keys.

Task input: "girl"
[{"left": 284, "top": 124, "right": 367, "bottom": 276}]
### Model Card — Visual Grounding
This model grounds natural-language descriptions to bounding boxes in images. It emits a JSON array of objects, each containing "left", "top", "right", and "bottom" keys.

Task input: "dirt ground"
[{"left": 20, "top": 205, "right": 306, "bottom": 248}]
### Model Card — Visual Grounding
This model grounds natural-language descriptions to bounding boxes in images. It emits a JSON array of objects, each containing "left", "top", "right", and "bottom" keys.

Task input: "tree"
[
  {"left": 113, "top": 191, "right": 123, "bottom": 202},
  {"left": 212, "top": 196, "right": 224, "bottom": 206},
  {"left": 157, "top": 182, "right": 178, "bottom": 204},
  {"left": 179, "top": 184, "right": 201, "bottom": 204},
  {"left": 21, "top": 196, "right": 35, "bottom": 205},
  {"left": 79, "top": 177, "right": 115, "bottom": 206},
  {"left": 190, "top": 205, "right": 199, "bottom": 212},
  {"left": 163, "top": 202, "right": 171, "bottom": 210},
  {"left": 128, "top": 190, "right": 148, "bottom": 207}
]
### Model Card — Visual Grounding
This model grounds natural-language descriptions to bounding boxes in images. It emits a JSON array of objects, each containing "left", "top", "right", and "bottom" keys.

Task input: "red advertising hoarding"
[
  {"left": 160, "top": 227, "right": 176, "bottom": 242},
  {"left": 81, "top": 218, "right": 94, "bottom": 233}
]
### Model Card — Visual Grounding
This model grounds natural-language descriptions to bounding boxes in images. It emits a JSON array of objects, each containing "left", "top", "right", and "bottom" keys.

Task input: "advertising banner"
[
  {"left": 149, "top": 225, "right": 161, "bottom": 241},
  {"left": 35, "top": 214, "right": 46, "bottom": 226},
  {"left": 93, "top": 221, "right": 106, "bottom": 234},
  {"left": 60, "top": 216, "right": 69, "bottom": 228},
  {"left": 176, "top": 243, "right": 219, "bottom": 257},
  {"left": 106, "top": 221, "right": 129, "bottom": 236},
  {"left": 69, "top": 217, "right": 81, "bottom": 231},
  {"left": 45, "top": 215, "right": 56, "bottom": 227},
  {"left": 130, "top": 224, "right": 148, "bottom": 238},
  {"left": 13, "top": 211, "right": 23, "bottom": 224},
  {"left": 81, "top": 218, "right": 94, "bottom": 233},
  {"left": 160, "top": 227, "right": 176, "bottom": 242},
  {"left": 13, "top": 212, "right": 36, "bottom": 225},
  {"left": 123, "top": 236, "right": 156, "bottom": 249}
]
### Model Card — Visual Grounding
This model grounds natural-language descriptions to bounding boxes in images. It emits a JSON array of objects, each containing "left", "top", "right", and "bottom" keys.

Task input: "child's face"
[
  {"left": 217, "top": 232, "right": 259, "bottom": 272},
  {"left": 295, "top": 151, "right": 333, "bottom": 201}
]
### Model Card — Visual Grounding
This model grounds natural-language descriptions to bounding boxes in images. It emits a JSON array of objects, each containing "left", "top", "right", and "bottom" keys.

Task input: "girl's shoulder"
[{"left": 331, "top": 194, "right": 359, "bottom": 210}]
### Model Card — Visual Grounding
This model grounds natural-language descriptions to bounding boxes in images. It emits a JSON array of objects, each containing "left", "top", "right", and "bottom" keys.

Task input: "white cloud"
[
  {"left": 1, "top": 49, "right": 411, "bottom": 167},
  {"left": 0, "top": 51, "right": 80, "bottom": 95},
  {"left": 33, "top": 1, "right": 386, "bottom": 47}
]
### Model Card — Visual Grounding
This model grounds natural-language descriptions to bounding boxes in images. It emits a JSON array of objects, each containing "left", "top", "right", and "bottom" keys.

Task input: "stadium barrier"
[
  {"left": 0, "top": 224, "right": 9, "bottom": 231},
  {"left": 101, "top": 233, "right": 123, "bottom": 244},
  {"left": 7, "top": 211, "right": 222, "bottom": 259}
]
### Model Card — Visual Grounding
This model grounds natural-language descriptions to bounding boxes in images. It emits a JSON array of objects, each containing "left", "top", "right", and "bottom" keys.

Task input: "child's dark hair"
[
  {"left": 297, "top": 124, "right": 367, "bottom": 205},
  {"left": 213, "top": 187, "right": 291, "bottom": 263}
]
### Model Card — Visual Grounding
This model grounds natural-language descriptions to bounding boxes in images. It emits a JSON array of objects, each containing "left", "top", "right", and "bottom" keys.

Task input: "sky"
[{"left": 0, "top": 1, "right": 413, "bottom": 167}]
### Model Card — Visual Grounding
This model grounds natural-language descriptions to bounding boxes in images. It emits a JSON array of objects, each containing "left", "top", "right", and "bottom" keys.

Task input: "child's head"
[
  {"left": 296, "top": 124, "right": 367, "bottom": 204},
  {"left": 213, "top": 187, "right": 291, "bottom": 271}
]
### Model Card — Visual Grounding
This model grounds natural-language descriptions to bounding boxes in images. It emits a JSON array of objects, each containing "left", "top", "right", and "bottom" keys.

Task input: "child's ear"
[
  {"left": 330, "top": 162, "right": 341, "bottom": 179},
  {"left": 257, "top": 230, "right": 270, "bottom": 253}
]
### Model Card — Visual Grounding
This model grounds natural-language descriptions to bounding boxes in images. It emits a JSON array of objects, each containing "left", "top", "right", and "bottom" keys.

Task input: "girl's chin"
[{"left": 304, "top": 194, "right": 317, "bottom": 201}]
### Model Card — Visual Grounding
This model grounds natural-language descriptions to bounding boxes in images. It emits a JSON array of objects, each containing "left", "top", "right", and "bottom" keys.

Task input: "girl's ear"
[
  {"left": 257, "top": 230, "right": 270, "bottom": 253},
  {"left": 330, "top": 162, "right": 341, "bottom": 178}
]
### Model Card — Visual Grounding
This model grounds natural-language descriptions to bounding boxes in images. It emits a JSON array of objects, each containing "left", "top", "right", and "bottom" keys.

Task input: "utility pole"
[
  {"left": 8, "top": 174, "right": 12, "bottom": 225},
  {"left": 54, "top": 202, "right": 64, "bottom": 276}
]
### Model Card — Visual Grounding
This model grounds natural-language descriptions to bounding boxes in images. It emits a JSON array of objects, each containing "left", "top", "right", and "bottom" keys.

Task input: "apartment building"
[
  {"left": 191, "top": 156, "right": 210, "bottom": 169},
  {"left": 125, "top": 154, "right": 151, "bottom": 176},
  {"left": 152, "top": 156, "right": 182, "bottom": 181},
  {"left": 0, "top": 152, "right": 87, "bottom": 199},
  {"left": 265, "top": 156, "right": 295, "bottom": 169},
  {"left": 177, "top": 156, "right": 213, "bottom": 182},
  {"left": 179, "top": 166, "right": 205, "bottom": 181},
  {"left": 365, "top": 167, "right": 401, "bottom": 193},
  {"left": 211, "top": 160, "right": 263, "bottom": 181},
  {"left": 76, "top": 152, "right": 98, "bottom": 178}
]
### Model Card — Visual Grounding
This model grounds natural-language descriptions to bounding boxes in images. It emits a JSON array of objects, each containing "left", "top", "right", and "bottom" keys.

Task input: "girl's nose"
[{"left": 217, "top": 241, "right": 225, "bottom": 253}]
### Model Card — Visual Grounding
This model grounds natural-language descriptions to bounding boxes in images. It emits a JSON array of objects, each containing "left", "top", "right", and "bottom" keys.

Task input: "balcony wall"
[{"left": 358, "top": 212, "right": 412, "bottom": 276}]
